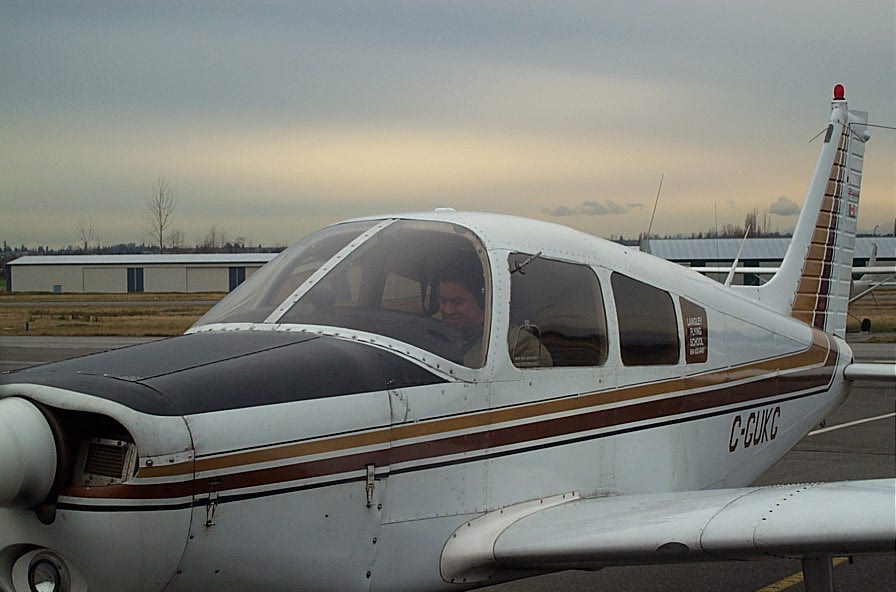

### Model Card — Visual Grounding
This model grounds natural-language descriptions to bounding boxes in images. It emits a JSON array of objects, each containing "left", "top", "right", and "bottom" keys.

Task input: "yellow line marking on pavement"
[{"left": 756, "top": 557, "right": 848, "bottom": 592}]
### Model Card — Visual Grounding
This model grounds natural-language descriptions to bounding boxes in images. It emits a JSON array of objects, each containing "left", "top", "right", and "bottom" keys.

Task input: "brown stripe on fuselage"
[{"left": 66, "top": 331, "right": 836, "bottom": 502}]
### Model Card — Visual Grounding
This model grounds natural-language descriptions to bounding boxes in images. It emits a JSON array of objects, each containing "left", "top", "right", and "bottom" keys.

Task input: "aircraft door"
[{"left": 488, "top": 255, "right": 616, "bottom": 506}]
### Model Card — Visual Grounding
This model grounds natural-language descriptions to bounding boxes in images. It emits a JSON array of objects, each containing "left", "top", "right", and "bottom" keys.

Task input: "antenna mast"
[{"left": 646, "top": 174, "right": 664, "bottom": 239}]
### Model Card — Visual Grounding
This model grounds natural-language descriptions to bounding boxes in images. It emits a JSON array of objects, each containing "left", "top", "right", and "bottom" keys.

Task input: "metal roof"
[
  {"left": 8, "top": 253, "right": 279, "bottom": 266},
  {"left": 642, "top": 237, "right": 895, "bottom": 262}
]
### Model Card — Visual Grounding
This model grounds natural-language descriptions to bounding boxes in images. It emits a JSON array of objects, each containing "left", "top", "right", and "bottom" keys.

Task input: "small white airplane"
[
  {"left": 848, "top": 243, "right": 896, "bottom": 302},
  {"left": 1, "top": 86, "right": 894, "bottom": 592}
]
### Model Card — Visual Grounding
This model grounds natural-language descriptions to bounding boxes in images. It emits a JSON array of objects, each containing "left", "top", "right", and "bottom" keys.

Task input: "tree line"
[
  {"left": 638, "top": 207, "right": 789, "bottom": 242},
  {"left": 8, "top": 178, "right": 889, "bottom": 267}
]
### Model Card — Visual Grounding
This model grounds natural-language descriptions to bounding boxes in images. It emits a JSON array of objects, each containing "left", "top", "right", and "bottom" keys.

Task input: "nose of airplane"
[{"left": 0, "top": 397, "right": 57, "bottom": 508}]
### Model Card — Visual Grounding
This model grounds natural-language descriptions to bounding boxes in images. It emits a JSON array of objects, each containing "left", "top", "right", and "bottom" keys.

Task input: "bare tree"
[
  {"left": 74, "top": 215, "right": 98, "bottom": 252},
  {"left": 744, "top": 208, "right": 758, "bottom": 237},
  {"left": 168, "top": 229, "right": 185, "bottom": 253},
  {"left": 719, "top": 223, "right": 744, "bottom": 238},
  {"left": 744, "top": 207, "right": 774, "bottom": 237},
  {"left": 145, "top": 176, "right": 176, "bottom": 253},
  {"left": 759, "top": 209, "right": 772, "bottom": 236},
  {"left": 200, "top": 225, "right": 228, "bottom": 252}
]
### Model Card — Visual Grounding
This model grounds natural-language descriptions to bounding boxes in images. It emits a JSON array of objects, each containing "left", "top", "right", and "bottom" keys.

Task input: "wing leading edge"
[{"left": 441, "top": 479, "right": 895, "bottom": 586}]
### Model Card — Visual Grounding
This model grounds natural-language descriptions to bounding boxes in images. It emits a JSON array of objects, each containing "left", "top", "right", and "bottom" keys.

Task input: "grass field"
[
  {"left": 0, "top": 292, "right": 224, "bottom": 337},
  {"left": 846, "top": 289, "right": 896, "bottom": 342},
  {"left": 1, "top": 289, "right": 894, "bottom": 340},
  {"left": 845, "top": 290, "right": 896, "bottom": 340}
]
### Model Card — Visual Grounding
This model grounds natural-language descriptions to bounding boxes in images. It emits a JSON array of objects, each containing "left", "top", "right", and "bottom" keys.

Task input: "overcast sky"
[{"left": 2, "top": 1, "right": 894, "bottom": 249}]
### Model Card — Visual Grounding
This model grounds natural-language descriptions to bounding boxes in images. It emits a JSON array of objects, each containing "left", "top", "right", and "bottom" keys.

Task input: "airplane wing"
[{"left": 442, "top": 480, "right": 896, "bottom": 589}]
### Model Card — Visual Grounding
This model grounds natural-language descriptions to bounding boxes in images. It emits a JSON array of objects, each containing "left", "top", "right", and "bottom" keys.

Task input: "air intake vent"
[
  {"left": 86, "top": 442, "right": 128, "bottom": 477},
  {"left": 73, "top": 438, "right": 137, "bottom": 486}
]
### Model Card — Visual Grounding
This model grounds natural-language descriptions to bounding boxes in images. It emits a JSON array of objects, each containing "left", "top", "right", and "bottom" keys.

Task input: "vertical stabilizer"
[{"left": 749, "top": 86, "right": 869, "bottom": 338}]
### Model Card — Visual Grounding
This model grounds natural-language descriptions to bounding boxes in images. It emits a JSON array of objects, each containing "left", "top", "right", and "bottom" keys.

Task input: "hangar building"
[
  {"left": 641, "top": 236, "right": 894, "bottom": 285},
  {"left": 6, "top": 254, "right": 277, "bottom": 293}
]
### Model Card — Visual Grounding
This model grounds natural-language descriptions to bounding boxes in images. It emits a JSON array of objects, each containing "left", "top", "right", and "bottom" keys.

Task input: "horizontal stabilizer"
[{"left": 844, "top": 363, "right": 896, "bottom": 382}]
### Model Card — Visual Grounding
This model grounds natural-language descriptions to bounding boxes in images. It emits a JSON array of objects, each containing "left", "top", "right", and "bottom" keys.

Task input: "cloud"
[
  {"left": 546, "top": 200, "right": 643, "bottom": 217},
  {"left": 768, "top": 196, "right": 800, "bottom": 216}
]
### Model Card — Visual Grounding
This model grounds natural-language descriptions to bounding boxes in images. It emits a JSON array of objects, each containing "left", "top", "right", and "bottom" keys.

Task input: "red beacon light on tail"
[{"left": 833, "top": 84, "right": 845, "bottom": 100}]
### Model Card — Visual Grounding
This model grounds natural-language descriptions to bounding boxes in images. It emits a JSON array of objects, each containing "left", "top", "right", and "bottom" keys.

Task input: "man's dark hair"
[{"left": 434, "top": 250, "right": 485, "bottom": 308}]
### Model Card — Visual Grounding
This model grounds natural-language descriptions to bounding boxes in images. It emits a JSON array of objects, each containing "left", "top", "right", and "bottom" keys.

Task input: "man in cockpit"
[
  {"left": 435, "top": 253, "right": 552, "bottom": 369},
  {"left": 435, "top": 260, "right": 487, "bottom": 367}
]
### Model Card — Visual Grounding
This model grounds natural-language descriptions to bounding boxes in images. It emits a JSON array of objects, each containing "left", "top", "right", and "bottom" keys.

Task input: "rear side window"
[
  {"left": 611, "top": 273, "right": 679, "bottom": 366},
  {"left": 508, "top": 254, "right": 608, "bottom": 368}
]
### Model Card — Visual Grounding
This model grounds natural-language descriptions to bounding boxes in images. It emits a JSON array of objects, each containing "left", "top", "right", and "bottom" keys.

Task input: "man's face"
[{"left": 438, "top": 281, "right": 485, "bottom": 330}]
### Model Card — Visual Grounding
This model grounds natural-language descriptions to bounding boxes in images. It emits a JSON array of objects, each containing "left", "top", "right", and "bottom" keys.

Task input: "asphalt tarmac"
[{"left": 0, "top": 337, "right": 893, "bottom": 591}]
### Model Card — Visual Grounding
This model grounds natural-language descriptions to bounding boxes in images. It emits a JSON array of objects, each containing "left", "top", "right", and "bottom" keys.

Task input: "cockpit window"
[
  {"left": 199, "top": 219, "right": 491, "bottom": 367},
  {"left": 508, "top": 254, "right": 608, "bottom": 368},
  {"left": 193, "top": 221, "right": 376, "bottom": 326}
]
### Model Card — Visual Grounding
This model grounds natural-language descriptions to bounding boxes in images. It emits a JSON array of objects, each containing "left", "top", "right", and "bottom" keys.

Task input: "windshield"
[
  {"left": 193, "top": 220, "right": 376, "bottom": 326},
  {"left": 193, "top": 219, "right": 491, "bottom": 368}
]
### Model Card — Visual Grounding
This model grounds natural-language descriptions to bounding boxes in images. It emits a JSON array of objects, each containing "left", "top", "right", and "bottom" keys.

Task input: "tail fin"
[{"left": 750, "top": 85, "right": 869, "bottom": 338}]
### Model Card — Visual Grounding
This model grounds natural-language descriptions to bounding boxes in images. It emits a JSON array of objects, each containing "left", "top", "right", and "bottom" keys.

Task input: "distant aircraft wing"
[
  {"left": 442, "top": 480, "right": 896, "bottom": 586},
  {"left": 691, "top": 266, "right": 780, "bottom": 275},
  {"left": 690, "top": 265, "right": 895, "bottom": 276},
  {"left": 844, "top": 363, "right": 896, "bottom": 382},
  {"left": 690, "top": 265, "right": 896, "bottom": 300}
]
